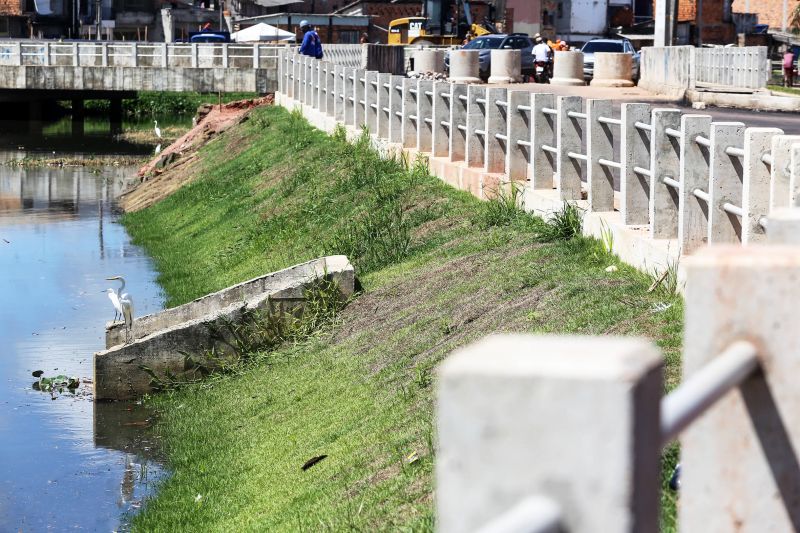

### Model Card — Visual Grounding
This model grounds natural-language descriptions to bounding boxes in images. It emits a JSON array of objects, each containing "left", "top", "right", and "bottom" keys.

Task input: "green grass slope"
[{"left": 125, "top": 105, "right": 682, "bottom": 531}]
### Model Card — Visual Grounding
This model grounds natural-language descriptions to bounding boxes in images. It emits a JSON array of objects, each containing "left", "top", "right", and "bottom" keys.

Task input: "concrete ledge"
[
  {"left": 686, "top": 89, "right": 800, "bottom": 113},
  {"left": 96, "top": 256, "right": 354, "bottom": 400},
  {"left": 524, "top": 188, "right": 681, "bottom": 278}
]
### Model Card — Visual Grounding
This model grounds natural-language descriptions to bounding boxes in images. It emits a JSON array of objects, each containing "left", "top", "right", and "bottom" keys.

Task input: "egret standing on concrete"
[
  {"left": 104, "top": 287, "right": 123, "bottom": 322},
  {"left": 107, "top": 276, "right": 134, "bottom": 342}
]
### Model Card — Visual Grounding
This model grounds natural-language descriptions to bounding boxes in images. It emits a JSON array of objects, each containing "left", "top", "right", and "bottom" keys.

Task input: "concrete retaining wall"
[
  {"left": 96, "top": 256, "right": 354, "bottom": 400},
  {"left": 640, "top": 45, "right": 769, "bottom": 96}
]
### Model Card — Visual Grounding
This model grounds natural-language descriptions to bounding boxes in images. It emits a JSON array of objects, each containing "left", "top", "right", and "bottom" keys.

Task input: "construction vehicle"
[{"left": 387, "top": 0, "right": 500, "bottom": 45}]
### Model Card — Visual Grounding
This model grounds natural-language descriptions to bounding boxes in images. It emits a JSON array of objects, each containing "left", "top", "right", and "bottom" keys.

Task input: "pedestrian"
[
  {"left": 784, "top": 48, "right": 795, "bottom": 87},
  {"left": 298, "top": 20, "right": 324, "bottom": 59},
  {"left": 359, "top": 32, "right": 368, "bottom": 44}
]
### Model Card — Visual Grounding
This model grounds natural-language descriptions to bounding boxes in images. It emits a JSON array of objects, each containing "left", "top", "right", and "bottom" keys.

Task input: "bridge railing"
[
  {"left": 278, "top": 50, "right": 800, "bottom": 267},
  {"left": 0, "top": 41, "right": 282, "bottom": 69},
  {"left": 436, "top": 227, "right": 800, "bottom": 530}
]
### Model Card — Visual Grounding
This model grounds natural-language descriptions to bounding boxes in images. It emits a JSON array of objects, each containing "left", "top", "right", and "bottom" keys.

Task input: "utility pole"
[
  {"left": 95, "top": 0, "right": 102, "bottom": 41},
  {"left": 654, "top": 0, "right": 677, "bottom": 46}
]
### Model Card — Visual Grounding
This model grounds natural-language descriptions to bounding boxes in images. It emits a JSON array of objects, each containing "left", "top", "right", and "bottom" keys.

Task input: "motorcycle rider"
[{"left": 531, "top": 35, "right": 552, "bottom": 83}]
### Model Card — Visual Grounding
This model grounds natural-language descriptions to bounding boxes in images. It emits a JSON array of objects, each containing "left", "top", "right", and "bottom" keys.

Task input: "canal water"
[{"left": 0, "top": 119, "right": 168, "bottom": 530}]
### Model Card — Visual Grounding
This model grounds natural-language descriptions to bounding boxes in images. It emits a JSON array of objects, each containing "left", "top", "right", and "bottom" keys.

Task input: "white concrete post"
[
  {"left": 649, "top": 109, "right": 682, "bottom": 239},
  {"left": 388, "top": 74, "right": 405, "bottom": 144},
  {"left": 742, "top": 128, "right": 783, "bottom": 245},
  {"left": 344, "top": 67, "right": 356, "bottom": 126},
  {"left": 432, "top": 81, "right": 452, "bottom": 158},
  {"left": 43, "top": 42, "right": 50, "bottom": 66},
  {"left": 770, "top": 135, "right": 800, "bottom": 209},
  {"left": 15, "top": 41, "right": 21, "bottom": 66},
  {"left": 376, "top": 73, "right": 392, "bottom": 139},
  {"left": 681, "top": 245, "right": 800, "bottom": 532},
  {"left": 556, "top": 96, "right": 583, "bottom": 201},
  {"left": 466, "top": 85, "right": 487, "bottom": 169},
  {"left": 365, "top": 70, "right": 378, "bottom": 134},
  {"left": 101, "top": 42, "right": 109, "bottom": 68},
  {"left": 333, "top": 65, "right": 345, "bottom": 122},
  {"left": 621, "top": 103, "right": 651, "bottom": 225},
  {"left": 316, "top": 61, "right": 325, "bottom": 111},
  {"left": 484, "top": 87, "right": 508, "bottom": 175},
  {"left": 293, "top": 55, "right": 301, "bottom": 98},
  {"left": 766, "top": 207, "right": 800, "bottom": 244},
  {"left": 162, "top": 42, "right": 169, "bottom": 68},
  {"left": 506, "top": 91, "right": 532, "bottom": 183},
  {"left": 326, "top": 62, "right": 336, "bottom": 117},
  {"left": 678, "top": 115, "right": 712, "bottom": 254},
  {"left": 131, "top": 43, "right": 139, "bottom": 68},
  {"left": 299, "top": 56, "right": 307, "bottom": 104},
  {"left": 586, "top": 99, "right": 614, "bottom": 212},
  {"left": 417, "top": 79, "right": 435, "bottom": 153},
  {"left": 354, "top": 69, "right": 366, "bottom": 129},
  {"left": 72, "top": 42, "right": 78, "bottom": 67},
  {"left": 252, "top": 44, "right": 259, "bottom": 69},
  {"left": 437, "top": 334, "right": 663, "bottom": 533},
  {"left": 222, "top": 43, "right": 229, "bottom": 68},
  {"left": 402, "top": 77, "right": 419, "bottom": 148},
  {"left": 531, "top": 93, "right": 556, "bottom": 190},
  {"left": 790, "top": 143, "right": 800, "bottom": 206},
  {"left": 449, "top": 84, "right": 468, "bottom": 162},
  {"left": 191, "top": 43, "right": 199, "bottom": 68},
  {"left": 707, "top": 122, "right": 745, "bottom": 244}
]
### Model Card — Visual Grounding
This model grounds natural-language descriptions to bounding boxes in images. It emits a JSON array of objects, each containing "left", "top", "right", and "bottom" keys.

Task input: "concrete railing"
[
  {"left": 437, "top": 229, "right": 800, "bottom": 531},
  {"left": 278, "top": 50, "right": 800, "bottom": 276},
  {"left": 640, "top": 45, "right": 769, "bottom": 94},
  {"left": 0, "top": 40, "right": 281, "bottom": 69}
]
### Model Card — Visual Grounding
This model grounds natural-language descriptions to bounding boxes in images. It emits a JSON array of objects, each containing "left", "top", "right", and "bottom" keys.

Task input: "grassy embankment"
[{"left": 124, "top": 104, "right": 683, "bottom": 531}]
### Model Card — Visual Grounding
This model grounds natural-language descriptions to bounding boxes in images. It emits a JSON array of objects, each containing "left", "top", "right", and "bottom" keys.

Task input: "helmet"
[{"left": 299, "top": 20, "right": 310, "bottom": 28}]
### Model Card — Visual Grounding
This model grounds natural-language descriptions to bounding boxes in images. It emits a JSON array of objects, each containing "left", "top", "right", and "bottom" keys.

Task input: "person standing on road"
[
  {"left": 784, "top": 48, "right": 795, "bottom": 87},
  {"left": 299, "top": 20, "right": 324, "bottom": 59}
]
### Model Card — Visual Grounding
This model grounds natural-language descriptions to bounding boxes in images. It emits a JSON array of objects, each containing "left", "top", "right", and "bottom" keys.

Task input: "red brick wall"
[
  {"left": 732, "top": 0, "right": 796, "bottom": 30},
  {"left": 0, "top": 0, "right": 22, "bottom": 16}
]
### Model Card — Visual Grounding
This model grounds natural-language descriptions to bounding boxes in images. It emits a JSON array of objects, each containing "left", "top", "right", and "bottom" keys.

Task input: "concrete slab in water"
[{"left": 95, "top": 256, "right": 354, "bottom": 400}]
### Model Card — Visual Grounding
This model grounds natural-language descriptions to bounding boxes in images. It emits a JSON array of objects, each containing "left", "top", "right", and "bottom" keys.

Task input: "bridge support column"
[
  {"left": 110, "top": 98, "right": 123, "bottom": 136},
  {"left": 71, "top": 99, "right": 85, "bottom": 138}
]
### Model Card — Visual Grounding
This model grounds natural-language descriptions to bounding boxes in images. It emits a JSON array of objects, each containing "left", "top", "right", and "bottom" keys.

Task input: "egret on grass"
[
  {"left": 106, "top": 276, "right": 134, "bottom": 342},
  {"left": 153, "top": 120, "right": 162, "bottom": 139}
]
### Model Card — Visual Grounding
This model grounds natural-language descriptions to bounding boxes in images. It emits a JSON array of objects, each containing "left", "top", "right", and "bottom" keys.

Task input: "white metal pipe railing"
[
  {"left": 542, "top": 107, "right": 557, "bottom": 116},
  {"left": 568, "top": 152, "right": 588, "bottom": 161},
  {"left": 660, "top": 340, "right": 759, "bottom": 447},
  {"left": 567, "top": 111, "right": 588, "bottom": 120},
  {"left": 663, "top": 176, "right": 681, "bottom": 189},
  {"left": 696, "top": 135, "right": 712, "bottom": 148},
  {"left": 723, "top": 203, "right": 744, "bottom": 217},
  {"left": 693, "top": 188, "right": 711, "bottom": 203},
  {"left": 665, "top": 127, "right": 683, "bottom": 139},
  {"left": 541, "top": 144, "right": 557, "bottom": 154},
  {"left": 762, "top": 153, "right": 774, "bottom": 166},
  {"left": 599, "top": 158, "right": 622, "bottom": 170},
  {"left": 633, "top": 166, "right": 653, "bottom": 177},
  {"left": 598, "top": 116, "right": 622, "bottom": 126},
  {"left": 635, "top": 121, "right": 653, "bottom": 132},
  {"left": 725, "top": 146, "right": 746, "bottom": 158}
]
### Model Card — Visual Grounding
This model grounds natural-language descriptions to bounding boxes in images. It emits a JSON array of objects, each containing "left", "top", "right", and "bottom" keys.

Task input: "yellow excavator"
[{"left": 387, "top": 0, "right": 498, "bottom": 46}]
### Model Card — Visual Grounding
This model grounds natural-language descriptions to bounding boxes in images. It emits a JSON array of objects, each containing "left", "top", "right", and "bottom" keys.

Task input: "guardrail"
[
  {"left": 279, "top": 50, "right": 798, "bottom": 260},
  {"left": 0, "top": 41, "right": 282, "bottom": 69},
  {"left": 436, "top": 230, "right": 800, "bottom": 531}
]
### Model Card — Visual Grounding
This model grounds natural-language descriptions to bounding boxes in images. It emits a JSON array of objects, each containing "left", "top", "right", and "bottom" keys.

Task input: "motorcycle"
[{"left": 533, "top": 59, "right": 552, "bottom": 84}]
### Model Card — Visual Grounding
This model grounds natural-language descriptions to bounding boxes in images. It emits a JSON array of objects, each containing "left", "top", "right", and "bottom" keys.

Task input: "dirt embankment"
[{"left": 119, "top": 95, "right": 273, "bottom": 212}]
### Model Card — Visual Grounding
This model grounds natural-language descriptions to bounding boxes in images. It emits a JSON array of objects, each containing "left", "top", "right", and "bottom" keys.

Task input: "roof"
[{"left": 237, "top": 12, "right": 371, "bottom": 27}]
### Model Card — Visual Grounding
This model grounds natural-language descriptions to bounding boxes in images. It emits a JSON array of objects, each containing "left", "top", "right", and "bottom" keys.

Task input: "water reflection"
[{"left": 0, "top": 158, "right": 166, "bottom": 529}]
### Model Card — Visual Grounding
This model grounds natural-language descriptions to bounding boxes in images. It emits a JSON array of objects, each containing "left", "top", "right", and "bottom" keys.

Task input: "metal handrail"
[
  {"left": 660, "top": 340, "right": 759, "bottom": 446},
  {"left": 568, "top": 152, "right": 588, "bottom": 161},
  {"left": 517, "top": 139, "right": 532, "bottom": 147},
  {"left": 693, "top": 188, "right": 711, "bottom": 202},
  {"left": 762, "top": 153, "right": 774, "bottom": 166},
  {"left": 663, "top": 176, "right": 680, "bottom": 189},
  {"left": 567, "top": 111, "right": 587, "bottom": 120},
  {"left": 696, "top": 135, "right": 712, "bottom": 148},
  {"left": 495, "top": 133, "right": 508, "bottom": 141},
  {"left": 633, "top": 166, "right": 652, "bottom": 177},
  {"left": 723, "top": 202, "right": 744, "bottom": 217},
  {"left": 598, "top": 158, "right": 622, "bottom": 169},
  {"left": 635, "top": 121, "right": 653, "bottom": 132},
  {"left": 541, "top": 144, "right": 557, "bottom": 154},
  {"left": 665, "top": 127, "right": 683, "bottom": 139},
  {"left": 598, "top": 116, "right": 621, "bottom": 126},
  {"left": 541, "top": 107, "right": 557, "bottom": 116},
  {"left": 517, "top": 104, "right": 532, "bottom": 112},
  {"left": 725, "top": 146, "right": 745, "bottom": 158}
]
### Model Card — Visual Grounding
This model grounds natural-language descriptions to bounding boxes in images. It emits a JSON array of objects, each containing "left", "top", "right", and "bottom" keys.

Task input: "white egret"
[
  {"left": 106, "top": 276, "right": 135, "bottom": 342},
  {"left": 154, "top": 143, "right": 162, "bottom": 155},
  {"left": 154, "top": 120, "right": 162, "bottom": 139},
  {"left": 104, "top": 287, "right": 123, "bottom": 322}
]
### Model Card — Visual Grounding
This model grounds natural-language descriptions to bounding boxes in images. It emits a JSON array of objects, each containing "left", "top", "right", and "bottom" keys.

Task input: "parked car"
[
  {"left": 580, "top": 38, "right": 639, "bottom": 81},
  {"left": 445, "top": 34, "right": 534, "bottom": 79}
]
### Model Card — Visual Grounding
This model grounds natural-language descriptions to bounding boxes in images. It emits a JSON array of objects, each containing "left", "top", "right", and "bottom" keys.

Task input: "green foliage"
[
  {"left": 83, "top": 91, "right": 259, "bottom": 118},
  {"left": 478, "top": 183, "right": 529, "bottom": 229},
  {"left": 125, "top": 105, "right": 685, "bottom": 531},
  {"left": 537, "top": 202, "right": 584, "bottom": 242}
]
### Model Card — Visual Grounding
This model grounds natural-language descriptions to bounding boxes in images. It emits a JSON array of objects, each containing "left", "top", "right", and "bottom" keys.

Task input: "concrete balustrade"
[
  {"left": 488, "top": 50, "right": 521, "bottom": 84},
  {"left": 590, "top": 52, "right": 634, "bottom": 88},
  {"left": 448, "top": 50, "right": 482, "bottom": 84},
  {"left": 550, "top": 51, "right": 585, "bottom": 86},
  {"left": 413, "top": 49, "right": 445, "bottom": 74},
  {"left": 278, "top": 50, "right": 800, "bottom": 279}
]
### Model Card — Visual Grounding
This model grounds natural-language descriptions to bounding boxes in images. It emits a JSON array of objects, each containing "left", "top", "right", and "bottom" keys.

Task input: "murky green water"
[{"left": 0, "top": 121, "right": 168, "bottom": 529}]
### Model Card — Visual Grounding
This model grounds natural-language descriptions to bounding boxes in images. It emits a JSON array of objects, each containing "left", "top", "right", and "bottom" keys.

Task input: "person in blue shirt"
[{"left": 298, "top": 20, "right": 323, "bottom": 59}]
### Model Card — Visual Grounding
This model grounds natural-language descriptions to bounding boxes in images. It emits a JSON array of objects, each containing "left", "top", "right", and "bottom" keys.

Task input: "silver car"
[{"left": 581, "top": 38, "right": 640, "bottom": 81}]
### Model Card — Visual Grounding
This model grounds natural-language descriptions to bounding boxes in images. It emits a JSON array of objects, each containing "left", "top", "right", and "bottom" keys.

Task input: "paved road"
[{"left": 675, "top": 105, "right": 800, "bottom": 134}]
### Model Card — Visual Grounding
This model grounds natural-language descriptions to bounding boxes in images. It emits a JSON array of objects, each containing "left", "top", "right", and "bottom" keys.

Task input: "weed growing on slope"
[
  {"left": 479, "top": 183, "right": 528, "bottom": 229},
  {"left": 537, "top": 202, "right": 584, "bottom": 242}
]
